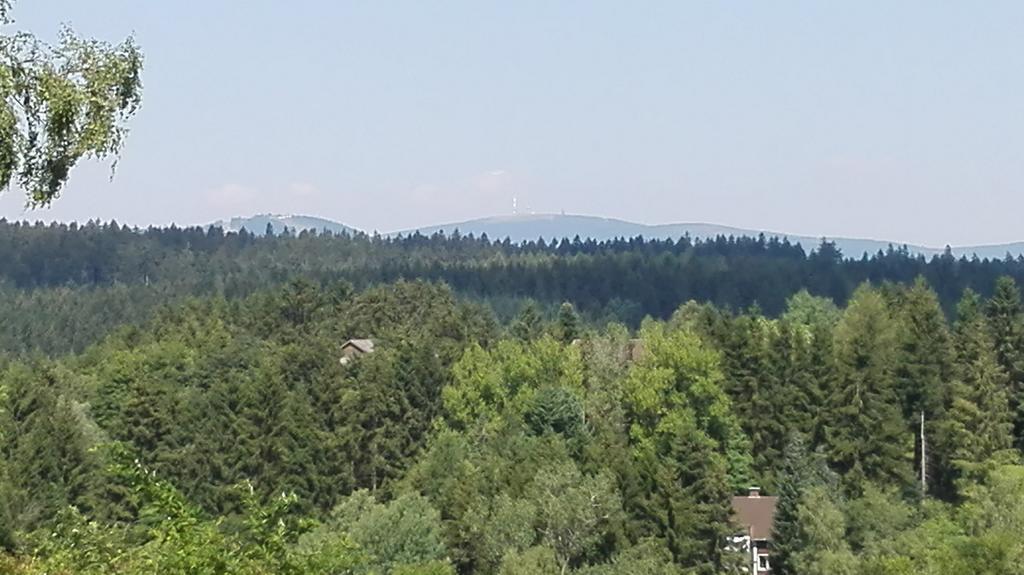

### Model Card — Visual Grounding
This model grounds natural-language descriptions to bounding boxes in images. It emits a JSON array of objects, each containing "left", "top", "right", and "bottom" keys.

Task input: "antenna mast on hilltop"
[{"left": 512, "top": 194, "right": 518, "bottom": 215}]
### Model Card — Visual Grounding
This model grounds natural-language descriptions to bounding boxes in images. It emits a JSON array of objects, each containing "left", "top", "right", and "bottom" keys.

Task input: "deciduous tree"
[{"left": 0, "top": 0, "right": 142, "bottom": 205}]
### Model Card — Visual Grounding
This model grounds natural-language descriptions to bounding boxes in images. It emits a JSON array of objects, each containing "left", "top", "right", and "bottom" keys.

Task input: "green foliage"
[
  {"left": 4, "top": 273, "right": 1024, "bottom": 574},
  {"left": 624, "top": 321, "right": 753, "bottom": 487},
  {"left": 788, "top": 486, "right": 857, "bottom": 575},
  {"left": 0, "top": 0, "right": 142, "bottom": 205},
  {"left": 29, "top": 507, "right": 133, "bottom": 575},
  {"left": 524, "top": 385, "right": 587, "bottom": 442},
  {"left": 573, "top": 540, "right": 678, "bottom": 575},
  {"left": 339, "top": 344, "right": 448, "bottom": 493},
  {"left": 771, "top": 433, "right": 836, "bottom": 575},
  {"left": 0, "top": 361, "right": 106, "bottom": 534},
  {"left": 444, "top": 336, "right": 584, "bottom": 433},
  {"left": 716, "top": 311, "right": 824, "bottom": 490},
  {"left": 855, "top": 505, "right": 964, "bottom": 575},
  {"left": 886, "top": 278, "right": 955, "bottom": 497},
  {"left": 554, "top": 301, "right": 581, "bottom": 343},
  {"left": 307, "top": 490, "right": 451, "bottom": 574},
  {"left": 890, "top": 277, "right": 953, "bottom": 420},
  {"left": 985, "top": 276, "right": 1024, "bottom": 448},
  {"left": 6, "top": 220, "right": 1024, "bottom": 356},
  {"left": 497, "top": 546, "right": 560, "bottom": 575},
  {"left": 464, "top": 494, "right": 537, "bottom": 572},
  {"left": 527, "top": 462, "right": 621, "bottom": 574},
  {"left": 6, "top": 450, "right": 367, "bottom": 575},
  {"left": 825, "top": 285, "right": 913, "bottom": 493},
  {"left": 844, "top": 484, "right": 915, "bottom": 554},
  {"left": 936, "top": 290, "right": 1018, "bottom": 496},
  {"left": 783, "top": 289, "right": 841, "bottom": 328},
  {"left": 510, "top": 301, "right": 546, "bottom": 342},
  {"left": 959, "top": 466, "right": 1024, "bottom": 550},
  {"left": 629, "top": 409, "right": 734, "bottom": 571}
]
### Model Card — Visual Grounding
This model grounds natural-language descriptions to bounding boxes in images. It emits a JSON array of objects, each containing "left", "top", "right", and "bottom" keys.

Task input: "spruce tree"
[
  {"left": 0, "top": 381, "right": 14, "bottom": 551},
  {"left": 805, "top": 321, "right": 838, "bottom": 448},
  {"left": 1, "top": 363, "right": 104, "bottom": 531},
  {"left": 233, "top": 353, "right": 320, "bottom": 511},
  {"left": 340, "top": 344, "right": 445, "bottom": 494},
  {"left": 92, "top": 346, "right": 184, "bottom": 471},
  {"left": 717, "top": 313, "right": 776, "bottom": 486},
  {"left": 985, "top": 276, "right": 1024, "bottom": 447},
  {"left": 825, "top": 285, "right": 913, "bottom": 494},
  {"left": 772, "top": 434, "right": 837, "bottom": 575},
  {"left": 891, "top": 277, "right": 954, "bottom": 419},
  {"left": 553, "top": 302, "right": 581, "bottom": 343},
  {"left": 631, "top": 412, "right": 734, "bottom": 572},
  {"left": 890, "top": 278, "right": 954, "bottom": 495},
  {"left": 0, "top": 469, "right": 12, "bottom": 551},
  {"left": 938, "top": 290, "right": 1018, "bottom": 496},
  {"left": 730, "top": 318, "right": 825, "bottom": 492},
  {"left": 510, "top": 301, "right": 545, "bottom": 342}
]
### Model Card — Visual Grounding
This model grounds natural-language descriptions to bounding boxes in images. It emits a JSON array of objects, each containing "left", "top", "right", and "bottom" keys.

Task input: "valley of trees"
[
  {"left": 6, "top": 2, "right": 1024, "bottom": 573},
  {"left": 4, "top": 220, "right": 1024, "bottom": 573}
]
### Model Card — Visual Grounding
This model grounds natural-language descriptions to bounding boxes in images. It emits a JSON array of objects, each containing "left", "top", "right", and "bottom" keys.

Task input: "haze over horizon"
[{"left": 2, "top": 1, "right": 1023, "bottom": 247}]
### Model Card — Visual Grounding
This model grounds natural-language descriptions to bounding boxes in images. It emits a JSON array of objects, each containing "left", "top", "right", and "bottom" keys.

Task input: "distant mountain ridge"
[
  {"left": 213, "top": 214, "right": 357, "bottom": 236},
  {"left": 215, "top": 213, "right": 1024, "bottom": 259},
  {"left": 396, "top": 214, "right": 954, "bottom": 258}
]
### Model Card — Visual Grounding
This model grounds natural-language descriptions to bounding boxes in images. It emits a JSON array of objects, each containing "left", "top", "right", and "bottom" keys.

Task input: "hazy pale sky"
[{"left": 1, "top": 1, "right": 1022, "bottom": 246}]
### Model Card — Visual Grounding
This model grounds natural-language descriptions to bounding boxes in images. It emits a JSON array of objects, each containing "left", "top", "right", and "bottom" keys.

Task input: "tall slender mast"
[{"left": 920, "top": 410, "right": 927, "bottom": 496}]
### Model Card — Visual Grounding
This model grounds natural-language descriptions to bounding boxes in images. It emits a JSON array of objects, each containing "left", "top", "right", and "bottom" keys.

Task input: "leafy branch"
[{"left": 0, "top": 0, "right": 142, "bottom": 206}]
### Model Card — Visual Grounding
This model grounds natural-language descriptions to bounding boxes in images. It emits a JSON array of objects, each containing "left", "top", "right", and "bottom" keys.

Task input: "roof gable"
[
  {"left": 342, "top": 339, "right": 375, "bottom": 353},
  {"left": 731, "top": 495, "right": 779, "bottom": 540}
]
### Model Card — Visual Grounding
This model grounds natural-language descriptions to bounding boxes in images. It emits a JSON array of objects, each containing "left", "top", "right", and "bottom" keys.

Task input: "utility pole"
[{"left": 920, "top": 410, "right": 927, "bottom": 497}]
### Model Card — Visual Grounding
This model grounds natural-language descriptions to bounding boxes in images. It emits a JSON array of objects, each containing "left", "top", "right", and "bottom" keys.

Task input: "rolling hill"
[
  {"left": 214, "top": 213, "right": 1024, "bottom": 259},
  {"left": 396, "top": 214, "right": 943, "bottom": 258},
  {"left": 212, "top": 214, "right": 357, "bottom": 236}
]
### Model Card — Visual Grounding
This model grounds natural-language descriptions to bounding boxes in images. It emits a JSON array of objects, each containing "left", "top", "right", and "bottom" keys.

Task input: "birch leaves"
[{"left": 0, "top": 1, "right": 142, "bottom": 206}]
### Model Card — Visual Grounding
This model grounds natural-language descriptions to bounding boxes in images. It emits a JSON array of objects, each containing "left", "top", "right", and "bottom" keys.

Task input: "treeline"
[
  {"left": 4, "top": 276, "right": 1024, "bottom": 573},
  {"left": 5, "top": 219, "right": 1024, "bottom": 355}
]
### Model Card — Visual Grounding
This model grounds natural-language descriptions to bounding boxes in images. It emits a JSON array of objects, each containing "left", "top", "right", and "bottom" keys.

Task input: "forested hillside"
[
  {"left": 4, "top": 219, "right": 1024, "bottom": 355},
  {"left": 4, "top": 267, "right": 1024, "bottom": 573},
  {"left": 6, "top": 0, "right": 1023, "bottom": 571}
]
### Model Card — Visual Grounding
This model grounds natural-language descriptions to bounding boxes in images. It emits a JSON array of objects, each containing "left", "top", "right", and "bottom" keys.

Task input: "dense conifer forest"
[
  {"left": 4, "top": 219, "right": 1024, "bottom": 354},
  {"left": 4, "top": 222, "right": 1024, "bottom": 573}
]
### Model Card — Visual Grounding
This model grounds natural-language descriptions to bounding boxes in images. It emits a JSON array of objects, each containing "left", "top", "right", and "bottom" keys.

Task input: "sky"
[{"left": 1, "top": 1, "right": 1023, "bottom": 246}]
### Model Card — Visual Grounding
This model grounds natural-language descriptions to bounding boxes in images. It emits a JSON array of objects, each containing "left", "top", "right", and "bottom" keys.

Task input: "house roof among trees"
[
  {"left": 732, "top": 490, "right": 779, "bottom": 540},
  {"left": 342, "top": 339, "right": 376, "bottom": 353}
]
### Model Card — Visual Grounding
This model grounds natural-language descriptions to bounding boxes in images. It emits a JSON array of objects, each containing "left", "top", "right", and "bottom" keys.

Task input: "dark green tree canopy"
[
  {"left": 5, "top": 273, "right": 1024, "bottom": 572},
  {"left": 0, "top": 0, "right": 142, "bottom": 206}
]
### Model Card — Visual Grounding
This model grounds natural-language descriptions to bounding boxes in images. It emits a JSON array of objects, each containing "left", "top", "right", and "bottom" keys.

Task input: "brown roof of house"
[
  {"left": 627, "top": 338, "right": 645, "bottom": 361},
  {"left": 731, "top": 494, "right": 779, "bottom": 540},
  {"left": 341, "top": 339, "right": 375, "bottom": 353}
]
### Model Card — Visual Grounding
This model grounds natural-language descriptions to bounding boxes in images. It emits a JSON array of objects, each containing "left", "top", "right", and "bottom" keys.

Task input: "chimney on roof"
[{"left": 748, "top": 487, "right": 761, "bottom": 498}]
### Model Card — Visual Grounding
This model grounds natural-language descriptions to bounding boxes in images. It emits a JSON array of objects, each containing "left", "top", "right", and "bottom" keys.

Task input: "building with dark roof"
[
  {"left": 340, "top": 339, "right": 376, "bottom": 365},
  {"left": 730, "top": 487, "right": 779, "bottom": 573}
]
